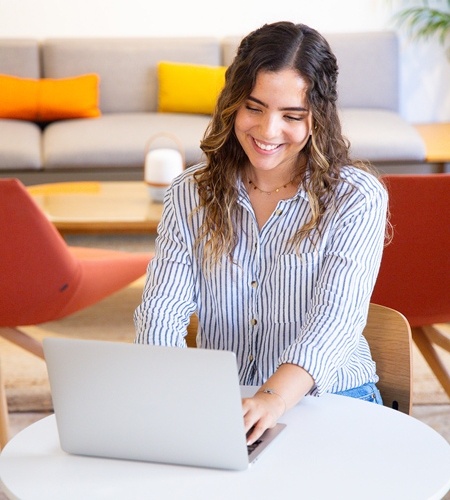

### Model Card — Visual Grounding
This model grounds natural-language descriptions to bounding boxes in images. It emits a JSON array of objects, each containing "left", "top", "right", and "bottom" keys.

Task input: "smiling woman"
[
  {"left": 134, "top": 21, "right": 389, "bottom": 447},
  {"left": 234, "top": 69, "right": 312, "bottom": 228},
  {"left": 235, "top": 70, "right": 311, "bottom": 178}
]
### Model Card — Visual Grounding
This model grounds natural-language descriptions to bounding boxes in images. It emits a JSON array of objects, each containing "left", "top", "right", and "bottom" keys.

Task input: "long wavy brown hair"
[{"left": 194, "top": 21, "right": 379, "bottom": 265}]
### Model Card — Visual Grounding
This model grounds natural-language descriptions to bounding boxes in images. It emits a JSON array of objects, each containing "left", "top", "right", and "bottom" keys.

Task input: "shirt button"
[
  {"left": 275, "top": 209, "right": 283, "bottom": 216},
  {"left": 251, "top": 280, "right": 257, "bottom": 288},
  {"left": 248, "top": 355, "right": 254, "bottom": 362},
  {"left": 250, "top": 318, "right": 257, "bottom": 326}
]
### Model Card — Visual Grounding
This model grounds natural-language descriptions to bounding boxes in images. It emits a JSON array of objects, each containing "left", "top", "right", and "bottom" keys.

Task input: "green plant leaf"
[{"left": 394, "top": 3, "right": 450, "bottom": 44}]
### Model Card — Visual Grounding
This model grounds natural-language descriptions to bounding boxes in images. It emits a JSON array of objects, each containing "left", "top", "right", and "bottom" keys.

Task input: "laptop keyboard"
[{"left": 247, "top": 439, "right": 262, "bottom": 455}]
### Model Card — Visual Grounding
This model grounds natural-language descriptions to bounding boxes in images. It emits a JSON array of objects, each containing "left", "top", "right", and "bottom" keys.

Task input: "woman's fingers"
[{"left": 242, "top": 394, "right": 283, "bottom": 445}]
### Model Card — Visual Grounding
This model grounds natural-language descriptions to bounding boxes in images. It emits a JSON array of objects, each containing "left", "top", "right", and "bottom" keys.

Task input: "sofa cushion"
[
  {"left": 0, "top": 119, "right": 42, "bottom": 170},
  {"left": 42, "top": 113, "right": 211, "bottom": 170},
  {"left": 0, "top": 39, "right": 40, "bottom": 78},
  {"left": 339, "top": 109, "right": 426, "bottom": 163},
  {"left": 327, "top": 32, "right": 399, "bottom": 111},
  {"left": 221, "top": 36, "right": 240, "bottom": 67},
  {"left": 42, "top": 38, "right": 221, "bottom": 114},
  {"left": 157, "top": 61, "right": 226, "bottom": 115},
  {"left": 0, "top": 74, "right": 101, "bottom": 121}
]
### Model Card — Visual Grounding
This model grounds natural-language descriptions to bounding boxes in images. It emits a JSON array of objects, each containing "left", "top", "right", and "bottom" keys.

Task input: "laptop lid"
[{"left": 43, "top": 338, "right": 285, "bottom": 471}]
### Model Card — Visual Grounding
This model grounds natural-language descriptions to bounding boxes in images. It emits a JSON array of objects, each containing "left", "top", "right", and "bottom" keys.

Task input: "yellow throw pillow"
[
  {"left": 0, "top": 73, "right": 101, "bottom": 121},
  {"left": 157, "top": 61, "right": 226, "bottom": 115}
]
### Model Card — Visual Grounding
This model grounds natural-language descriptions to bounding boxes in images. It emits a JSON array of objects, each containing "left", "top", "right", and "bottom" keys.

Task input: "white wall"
[{"left": 0, "top": 0, "right": 448, "bottom": 123}]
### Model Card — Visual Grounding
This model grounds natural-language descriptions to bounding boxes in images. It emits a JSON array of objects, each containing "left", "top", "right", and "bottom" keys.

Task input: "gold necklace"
[{"left": 247, "top": 177, "right": 293, "bottom": 196}]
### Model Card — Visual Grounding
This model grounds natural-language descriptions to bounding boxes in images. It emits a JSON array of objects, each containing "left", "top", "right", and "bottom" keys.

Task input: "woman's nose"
[{"left": 259, "top": 114, "right": 281, "bottom": 139}]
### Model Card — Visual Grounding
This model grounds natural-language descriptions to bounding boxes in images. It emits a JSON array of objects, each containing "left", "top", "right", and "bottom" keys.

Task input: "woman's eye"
[
  {"left": 245, "top": 105, "right": 261, "bottom": 113},
  {"left": 285, "top": 115, "right": 303, "bottom": 122}
]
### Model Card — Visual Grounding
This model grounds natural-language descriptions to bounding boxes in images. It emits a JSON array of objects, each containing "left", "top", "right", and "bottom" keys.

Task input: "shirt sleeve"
[
  {"left": 133, "top": 184, "right": 197, "bottom": 347},
  {"left": 278, "top": 178, "right": 388, "bottom": 395}
]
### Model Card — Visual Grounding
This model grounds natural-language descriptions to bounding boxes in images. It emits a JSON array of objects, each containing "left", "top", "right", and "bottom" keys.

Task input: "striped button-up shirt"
[{"left": 134, "top": 163, "right": 388, "bottom": 395}]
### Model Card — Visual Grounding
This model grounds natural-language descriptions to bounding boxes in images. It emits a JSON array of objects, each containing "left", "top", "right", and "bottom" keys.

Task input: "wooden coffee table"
[
  {"left": 28, "top": 181, "right": 164, "bottom": 234},
  {"left": 414, "top": 123, "right": 450, "bottom": 173}
]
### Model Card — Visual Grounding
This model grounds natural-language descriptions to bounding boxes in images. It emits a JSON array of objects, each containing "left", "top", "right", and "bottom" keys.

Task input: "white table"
[{"left": 1, "top": 391, "right": 450, "bottom": 500}]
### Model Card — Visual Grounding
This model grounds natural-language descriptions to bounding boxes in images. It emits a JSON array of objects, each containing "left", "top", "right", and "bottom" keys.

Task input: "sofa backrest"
[
  {"left": 1, "top": 32, "right": 398, "bottom": 116},
  {"left": 41, "top": 38, "right": 222, "bottom": 114},
  {"left": 0, "top": 39, "right": 40, "bottom": 78},
  {"left": 326, "top": 31, "right": 399, "bottom": 111},
  {"left": 222, "top": 31, "right": 399, "bottom": 112}
]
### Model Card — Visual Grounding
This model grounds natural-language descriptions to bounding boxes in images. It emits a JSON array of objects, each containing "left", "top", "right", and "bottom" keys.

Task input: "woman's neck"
[{"left": 244, "top": 160, "right": 304, "bottom": 195}]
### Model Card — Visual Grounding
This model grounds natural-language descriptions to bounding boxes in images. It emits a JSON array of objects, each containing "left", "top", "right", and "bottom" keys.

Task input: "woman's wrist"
[
  {"left": 256, "top": 388, "right": 287, "bottom": 416},
  {"left": 258, "top": 363, "right": 315, "bottom": 415}
]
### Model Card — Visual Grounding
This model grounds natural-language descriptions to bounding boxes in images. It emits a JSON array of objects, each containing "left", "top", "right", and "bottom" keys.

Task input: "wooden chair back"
[
  {"left": 186, "top": 303, "right": 413, "bottom": 414},
  {"left": 363, "top": 303, "right": 412, "bottom": 414},
  {"left": 186, "top": 315, "right": 198, "bottom": 348}
]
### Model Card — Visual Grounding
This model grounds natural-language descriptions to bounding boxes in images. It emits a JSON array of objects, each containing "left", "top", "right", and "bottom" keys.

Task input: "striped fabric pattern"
[{"left": 134, "top": 163, "right": 388, "bottom": 395}]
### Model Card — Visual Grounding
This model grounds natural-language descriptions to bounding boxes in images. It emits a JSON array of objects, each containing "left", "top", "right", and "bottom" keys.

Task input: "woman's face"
[{"left": 234, "top": 68, "right": 312, "bottom": 174}]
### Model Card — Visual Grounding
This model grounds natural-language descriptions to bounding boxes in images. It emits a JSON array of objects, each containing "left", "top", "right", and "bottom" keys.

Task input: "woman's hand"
[
  {"left": 242, "top": 390, "right": 286, "bottom": 445},
  {"left": 242, "top": 363, "right": 314, "bottom": 445}
]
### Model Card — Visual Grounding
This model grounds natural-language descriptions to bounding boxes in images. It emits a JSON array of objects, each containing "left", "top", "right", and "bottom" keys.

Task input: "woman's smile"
[{"left": 253, "top": 138, "right": 282, "bottom": 153}]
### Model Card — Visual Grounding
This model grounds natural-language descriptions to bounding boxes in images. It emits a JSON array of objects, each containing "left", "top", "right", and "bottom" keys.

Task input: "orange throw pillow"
[{"left": 0, "top": 73, "right": 101, "bottom": 121}]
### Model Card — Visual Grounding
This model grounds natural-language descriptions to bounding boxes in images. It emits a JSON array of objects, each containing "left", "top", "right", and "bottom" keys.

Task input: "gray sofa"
[{"left": 0, "top": 32, "right": 426, "bottom": 184}]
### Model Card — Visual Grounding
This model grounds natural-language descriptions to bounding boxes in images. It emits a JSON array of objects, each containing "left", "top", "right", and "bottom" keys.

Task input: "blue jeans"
[{"left": 334, "top": 382, "right": 383, "bottom": 405}]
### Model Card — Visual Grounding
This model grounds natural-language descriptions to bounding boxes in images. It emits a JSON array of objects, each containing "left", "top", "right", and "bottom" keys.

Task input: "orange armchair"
[
  {"left": 371, "top": 174, "right": 450, "bottom": 398},
  {"left": 0, "top": 178, "right": 152, "bottom": 447}
]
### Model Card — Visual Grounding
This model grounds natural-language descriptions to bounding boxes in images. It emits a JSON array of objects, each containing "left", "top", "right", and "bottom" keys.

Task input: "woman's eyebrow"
[{"left": 247, "top": 95, "right": 309, "bottom": 112}]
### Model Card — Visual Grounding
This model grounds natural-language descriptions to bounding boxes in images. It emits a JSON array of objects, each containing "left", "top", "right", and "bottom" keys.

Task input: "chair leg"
[
  {"left": 0, "top": 328, "right": 44, "bottom": 449},
  {"left": 412, "top": 326, "right": 450, "bottom": 399},
  {"left": 0, "top": 327, "right": 45, "bottom": 359},
  {"left": 0, "top": 359, "right": 10, "bottom": 450},
  {"left": 422, "top": 325, "right": 450, "bottom": 352}
]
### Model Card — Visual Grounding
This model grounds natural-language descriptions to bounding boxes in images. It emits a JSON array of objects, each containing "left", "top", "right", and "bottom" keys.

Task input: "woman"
[{"left": 134, "top": 21, "right": 388, "bottom": 445}]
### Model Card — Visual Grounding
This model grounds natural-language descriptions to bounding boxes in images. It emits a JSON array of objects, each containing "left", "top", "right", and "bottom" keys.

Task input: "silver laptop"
[{"left": 43, "top": 338, "right": 286, "bottom": 471}]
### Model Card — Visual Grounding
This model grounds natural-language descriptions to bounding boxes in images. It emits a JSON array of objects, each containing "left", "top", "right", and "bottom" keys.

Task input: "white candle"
[
  {"left": 144, "top": 149, "right": 183, "bottom": 186},
  {"left": 144, "top": 148, "right": 184, "bottom": 202}
]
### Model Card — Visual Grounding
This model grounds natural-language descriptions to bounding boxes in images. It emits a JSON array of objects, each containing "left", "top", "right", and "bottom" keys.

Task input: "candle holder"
[{"left": 144, "top": 133, "right": 185, "bottom": 202}]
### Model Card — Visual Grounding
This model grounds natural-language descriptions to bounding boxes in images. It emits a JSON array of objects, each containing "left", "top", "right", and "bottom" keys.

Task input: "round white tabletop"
[{"left": 1, "top": 392, "right": 450, "bottom": 500}]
